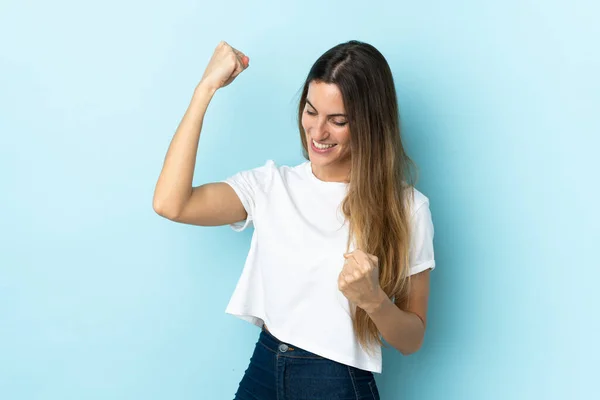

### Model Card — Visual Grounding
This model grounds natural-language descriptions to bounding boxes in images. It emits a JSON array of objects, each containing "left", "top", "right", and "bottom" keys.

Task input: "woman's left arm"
[
  {"left": 363, "top": 269, "right": 430, "bottom": 355},
  {"left": 339, "top": 249, "right": 431, "bottom": 355}
]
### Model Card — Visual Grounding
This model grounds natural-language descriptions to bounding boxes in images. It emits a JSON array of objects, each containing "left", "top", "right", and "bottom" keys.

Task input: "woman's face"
[{"left": 301, "top": 81, "right": 351, "bottom": 171}]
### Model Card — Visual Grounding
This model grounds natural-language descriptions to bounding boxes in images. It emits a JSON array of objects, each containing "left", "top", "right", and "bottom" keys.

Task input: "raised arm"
[{"left": 153, "top": 41, "right": 250, "bottom": 226}]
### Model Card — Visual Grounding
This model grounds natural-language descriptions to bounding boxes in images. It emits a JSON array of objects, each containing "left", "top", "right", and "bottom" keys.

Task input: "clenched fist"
[
  {"left": 338, "top": 249, "right": 386, "bottom": 314},
  {"left": 200, "top": 41, "right": 249, "bottom": 91}
]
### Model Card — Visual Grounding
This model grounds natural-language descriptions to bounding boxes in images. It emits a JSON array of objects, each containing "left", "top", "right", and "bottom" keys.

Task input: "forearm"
[
  {"left": 364, "top": 289, "right": 425, "bottom": 355},
  {"left": 153, "top": 82, "right": 217, "bottom": 217}
]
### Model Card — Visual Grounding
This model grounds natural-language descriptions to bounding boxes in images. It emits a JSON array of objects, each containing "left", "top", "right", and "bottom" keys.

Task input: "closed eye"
[{"left": 305, "top": 109, "right": 347, "bottom": 127}]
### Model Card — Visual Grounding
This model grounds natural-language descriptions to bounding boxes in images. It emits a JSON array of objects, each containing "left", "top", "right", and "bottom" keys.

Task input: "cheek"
[
  {"left": 338, "top": 128, "right": 351, "bottom": 145},
  {"left": 301, "top": 115, "right": 310, "bottom": 133}
]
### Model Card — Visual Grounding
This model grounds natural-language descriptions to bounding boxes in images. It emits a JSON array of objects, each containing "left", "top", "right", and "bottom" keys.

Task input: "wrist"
[
  {"left": 362, "top": 288, "right": 389, "bottom": 315},
  {"left": 195, "top": 80, "right": 218, "bottom": 97}
]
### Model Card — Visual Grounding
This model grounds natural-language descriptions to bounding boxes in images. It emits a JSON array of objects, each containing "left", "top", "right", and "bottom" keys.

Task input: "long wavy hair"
[{"left": 297, "top": 40, "right": 418, "bottom": 352}]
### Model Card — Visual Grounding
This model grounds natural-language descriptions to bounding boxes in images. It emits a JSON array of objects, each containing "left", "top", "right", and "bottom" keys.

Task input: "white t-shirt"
[{"left": 221, "top": 159, "right": 435, "bottom": 373}]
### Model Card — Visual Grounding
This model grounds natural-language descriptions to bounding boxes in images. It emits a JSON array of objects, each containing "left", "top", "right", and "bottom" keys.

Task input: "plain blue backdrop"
[{"left": 1, "top": 0, "right": 598, "bottom": 399}]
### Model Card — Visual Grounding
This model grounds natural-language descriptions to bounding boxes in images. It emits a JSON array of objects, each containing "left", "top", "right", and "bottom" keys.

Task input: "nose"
[{"left": 309, "top": 118, "right": 329, "bottom": 140}]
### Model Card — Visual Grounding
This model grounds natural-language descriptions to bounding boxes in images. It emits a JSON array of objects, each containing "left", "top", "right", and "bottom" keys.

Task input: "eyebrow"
[{"left": 306, "top": 99, "right": 347, "bottom": 118}]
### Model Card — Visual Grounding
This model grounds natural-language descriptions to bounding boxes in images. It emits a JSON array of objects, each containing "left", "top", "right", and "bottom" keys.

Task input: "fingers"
[
  {"left": 341, "top": 256, "right": 361, "bottom": 278},
  {"left": 232, "top": 48, "right": 249, "bottom": 68},
  {"left": 220, "top": 41, "right": 248, "bottom": 69},
  {"left": 344, "top": 249, "right": 378, "bottom": 264},
  {"left": 338, "top": 269, "right": 355, "bottom": 287},
  {"left": 338, "top": 264, "right": 365, "bottom": 288},
  {"left": 227, "top": 47, "right": 248, "bottom": 82},
  {"left": 218, "top": 42, "right": 249, "bottom": 87},
  {"left": 344, "top": 250, "right": 365, "bottom": 266},
  {"left": 343, "top": 253, "right": 359, "bottom": 268},
  {"left": 343, "top": 251, "right": 378, "bottom": 275}
]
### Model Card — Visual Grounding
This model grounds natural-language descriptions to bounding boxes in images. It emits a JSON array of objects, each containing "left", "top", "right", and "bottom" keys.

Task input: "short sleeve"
[
  {"left": 408, "top": 200, "right": 436, "bottom": 275},
  {"left": 220, "top": 160, "right": 276, "bottom": 232}
]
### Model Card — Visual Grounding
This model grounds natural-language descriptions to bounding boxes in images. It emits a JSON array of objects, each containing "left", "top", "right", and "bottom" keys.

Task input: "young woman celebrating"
[{"left": 153, "top": 40, "right": 436, "bottom": 400}]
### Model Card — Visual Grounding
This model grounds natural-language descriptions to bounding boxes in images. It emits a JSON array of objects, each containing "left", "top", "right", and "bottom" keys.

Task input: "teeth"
[{"left": 313, "top": 139, "right": 335, "bottom": 149}]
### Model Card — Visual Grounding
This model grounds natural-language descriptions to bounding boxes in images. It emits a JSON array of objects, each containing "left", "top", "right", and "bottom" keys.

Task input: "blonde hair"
[{"left": 297, "top": 40, "right": 418, "bottom": 352}]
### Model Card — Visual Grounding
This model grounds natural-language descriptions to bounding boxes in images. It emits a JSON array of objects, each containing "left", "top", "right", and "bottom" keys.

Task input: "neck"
[{"left": 311, "top": 161, "right": 351, "bottom": 183}]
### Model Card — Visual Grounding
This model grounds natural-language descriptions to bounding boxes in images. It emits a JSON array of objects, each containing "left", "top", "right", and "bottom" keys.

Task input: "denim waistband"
[{"left": 259, "top": 325, "right": 325, "bottom": 359}]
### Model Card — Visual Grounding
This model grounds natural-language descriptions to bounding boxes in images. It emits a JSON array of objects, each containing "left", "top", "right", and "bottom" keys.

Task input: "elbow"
[
  {"left": 397, "top": 335, "right": 425, "bottom": 356},
  {"left": 399, "top": 342, "right": 422, "bottom": 356},
  {"left": 398, "top": 315, "right": 427, "bottom": 355},
  {"left": 152, "top": 197, "right": 181, "bottom": 221}
]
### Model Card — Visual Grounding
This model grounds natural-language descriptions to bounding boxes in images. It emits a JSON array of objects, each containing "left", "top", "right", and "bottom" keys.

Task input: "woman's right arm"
[{"left": 152, "top": 41, "right": 250, "bottom": 226}]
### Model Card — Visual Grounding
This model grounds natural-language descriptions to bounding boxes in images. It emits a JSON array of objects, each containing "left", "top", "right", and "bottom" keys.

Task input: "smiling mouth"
[{"left": 312, "top": 138, "right": 337, "bottom": 150}]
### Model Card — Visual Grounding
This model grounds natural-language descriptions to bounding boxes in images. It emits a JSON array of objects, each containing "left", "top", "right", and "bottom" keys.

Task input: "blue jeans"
[{"left": 234, "top": 326, "right": 380, "bottom": 399}]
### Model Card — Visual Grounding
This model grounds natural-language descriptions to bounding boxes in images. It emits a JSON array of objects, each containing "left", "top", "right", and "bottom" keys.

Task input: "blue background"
[{"left": 1, "top": 0, "right": 598, "bottom": 399}]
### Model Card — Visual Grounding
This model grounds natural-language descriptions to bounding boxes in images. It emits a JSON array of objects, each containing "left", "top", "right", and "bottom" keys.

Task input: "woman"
[{"left": 153, "top": 40, "right": 435, "bottom": 399}]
